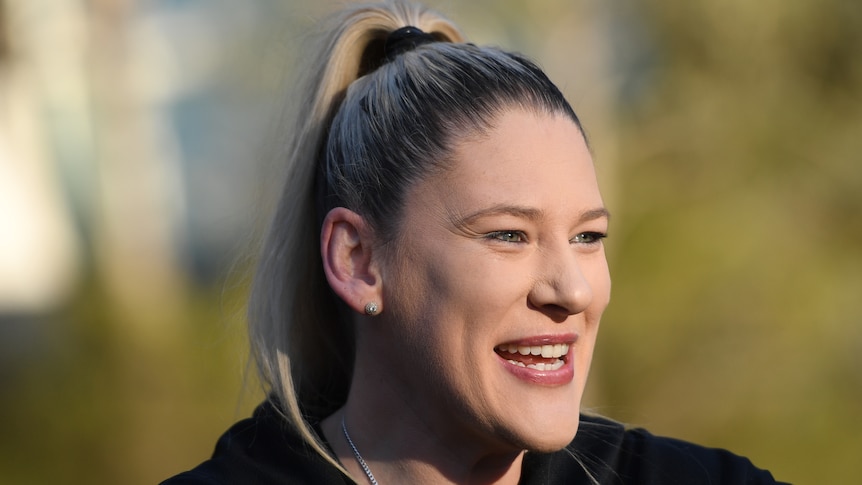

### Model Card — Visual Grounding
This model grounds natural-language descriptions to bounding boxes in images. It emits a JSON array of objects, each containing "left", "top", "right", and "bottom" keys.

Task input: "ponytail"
[{"left": 247, "top": 0, "right": 463, "bottom": 475}]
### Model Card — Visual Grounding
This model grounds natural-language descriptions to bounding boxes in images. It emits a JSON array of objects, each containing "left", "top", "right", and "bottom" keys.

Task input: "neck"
[
  {"left": 320, "top": 363, "right": 526, "bottom": 485},
  {"left": 324, "top": 410, "right": 525, "bottom": 485}
]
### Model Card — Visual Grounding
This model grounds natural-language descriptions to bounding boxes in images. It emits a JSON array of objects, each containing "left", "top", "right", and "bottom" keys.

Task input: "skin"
[{"left": 321, "top": 108, "right": 611, "bottom": 484}]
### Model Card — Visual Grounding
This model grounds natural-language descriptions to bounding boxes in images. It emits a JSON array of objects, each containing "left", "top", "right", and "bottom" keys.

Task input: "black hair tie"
[{"left": 384, "top": 26, "right": 437, "bottom": 62}]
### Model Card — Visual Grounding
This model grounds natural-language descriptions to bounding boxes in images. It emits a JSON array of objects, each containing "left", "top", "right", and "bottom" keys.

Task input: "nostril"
[
  {"left": 546, "top": 304, "right": 571, "bottom": 322},
  {"left": 527, "top": 301, "right": 571, "bottom": 323}
]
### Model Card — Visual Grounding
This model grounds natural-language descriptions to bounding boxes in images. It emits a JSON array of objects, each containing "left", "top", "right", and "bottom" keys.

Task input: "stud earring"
[{"left": 364, "top": 302, "right": 380, "bottom": 316}]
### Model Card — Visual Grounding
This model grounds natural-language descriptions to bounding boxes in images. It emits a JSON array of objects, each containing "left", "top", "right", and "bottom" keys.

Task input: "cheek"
[
  {"left": 432, "top": 252, "right": 528, "bottom": 323},
  {"left": 380, "top": 245, "right": 454, "bottom": 345},
  {"left": 384, "top": 245, "right": 522, "bottom": 354}
]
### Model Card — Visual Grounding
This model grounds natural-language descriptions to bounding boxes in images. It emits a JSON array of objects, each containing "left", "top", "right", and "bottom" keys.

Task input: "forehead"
[{"left": 426, "top": 109, "right": 602, "bottom": 214}]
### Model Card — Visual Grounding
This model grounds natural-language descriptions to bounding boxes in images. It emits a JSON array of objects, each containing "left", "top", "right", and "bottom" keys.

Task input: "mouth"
[{"left": 494, "top": 342, "right": 570, "bottom": 371}]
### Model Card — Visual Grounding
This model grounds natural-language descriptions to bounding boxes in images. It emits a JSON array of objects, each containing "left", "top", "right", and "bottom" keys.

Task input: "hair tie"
[{"left": 384, "top": 26, "right": 437, "bottom": 62}]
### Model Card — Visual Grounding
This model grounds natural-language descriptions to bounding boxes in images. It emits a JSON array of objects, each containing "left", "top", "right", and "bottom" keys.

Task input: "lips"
[
  {"left": 494, "top": 336, "right": 577, "bottom": 385},
  {"left": 494, "top": 343, "right": 569, "bottom": 371}
]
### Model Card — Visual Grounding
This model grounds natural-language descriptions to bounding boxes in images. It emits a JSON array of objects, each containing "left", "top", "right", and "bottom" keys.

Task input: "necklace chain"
[{"left": 341, "top": 416, "right": 379, "bottom": 485}]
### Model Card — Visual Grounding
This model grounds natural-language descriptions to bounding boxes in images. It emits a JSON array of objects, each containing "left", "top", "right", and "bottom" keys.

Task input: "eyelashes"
[
  {"left": 484, "top": 231, "right": 607, "bottom": 245},
  {"left": 572, "top": 232, "right": 607, "bottom": 245},
  {"left": 487, "top": 230, "right": 527, "bottom": 243}
]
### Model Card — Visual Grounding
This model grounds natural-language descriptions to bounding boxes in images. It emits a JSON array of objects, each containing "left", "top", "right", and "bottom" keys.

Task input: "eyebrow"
[
  {"left": 454, "top": 204, "right": 610, "bottom": 227},
  {"left": 580, "top": 207, "right": 611, "bottom": 223}
]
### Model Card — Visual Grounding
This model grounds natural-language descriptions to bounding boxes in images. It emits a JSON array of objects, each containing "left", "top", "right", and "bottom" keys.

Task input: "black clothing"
[{"left": 163, "top": 401, "right": 785, "bottom": 484}]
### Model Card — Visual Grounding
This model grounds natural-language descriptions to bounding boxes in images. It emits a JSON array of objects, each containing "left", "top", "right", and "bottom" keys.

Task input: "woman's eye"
[
  {"left": 488, "top": 231, "right": 526, "bottom": 243},
  {"left": 573, "top": 232, "right": 607, "bottom": 245}
]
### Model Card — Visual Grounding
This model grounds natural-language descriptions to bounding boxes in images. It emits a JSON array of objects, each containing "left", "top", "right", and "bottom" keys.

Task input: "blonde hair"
[{"left": 248, "top": 0, "right": 583, "bottom": 476}]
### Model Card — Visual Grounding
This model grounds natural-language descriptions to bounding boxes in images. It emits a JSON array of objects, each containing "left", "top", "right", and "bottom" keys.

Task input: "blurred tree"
[{"left": 590, "top": 1, "right": 862, "bottom": 482}]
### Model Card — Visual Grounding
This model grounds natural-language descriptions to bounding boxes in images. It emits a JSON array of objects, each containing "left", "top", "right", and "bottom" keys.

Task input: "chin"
[
  {"left": 526, "top": 423, "right": 580, "bottom": 453},
  {"left": 500, "top": 412, "right": 580, "bottom": 453},
  {"left": 524, "top": 392, "right": 585, "bottom": 452}
]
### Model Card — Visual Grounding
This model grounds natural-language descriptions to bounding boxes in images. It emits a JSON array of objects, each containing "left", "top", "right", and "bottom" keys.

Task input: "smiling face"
[{"left": 373, "top": 108, "right": 610, "bottom": 453}]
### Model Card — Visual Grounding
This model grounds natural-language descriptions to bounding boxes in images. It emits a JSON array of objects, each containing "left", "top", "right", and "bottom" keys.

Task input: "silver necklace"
[{"left": 341, "top": 416, "right": 379, "bottom": 485}]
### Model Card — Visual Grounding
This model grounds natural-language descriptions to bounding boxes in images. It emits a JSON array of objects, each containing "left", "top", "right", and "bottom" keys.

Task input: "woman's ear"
[{"left": 320, "top": 207, "right": 383, "bottom": 315}]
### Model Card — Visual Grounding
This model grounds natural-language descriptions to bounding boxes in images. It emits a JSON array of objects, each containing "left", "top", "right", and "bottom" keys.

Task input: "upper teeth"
[{"left": 497, "top": 343, "right": 569, "bottom": 358}]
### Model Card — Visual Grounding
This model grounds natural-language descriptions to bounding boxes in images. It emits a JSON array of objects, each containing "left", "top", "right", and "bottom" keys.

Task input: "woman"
[{"left": 164, "top": 1, "right": 783, "bottom": 483}]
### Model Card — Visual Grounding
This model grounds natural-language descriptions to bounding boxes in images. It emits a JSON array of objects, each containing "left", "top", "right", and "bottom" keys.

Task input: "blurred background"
[{"left": 1, "top": 0, "right": 859, "bottom": 483}]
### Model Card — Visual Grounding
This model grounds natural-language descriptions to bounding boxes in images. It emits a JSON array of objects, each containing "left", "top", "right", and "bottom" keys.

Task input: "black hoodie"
[{"left": 163, "top": 400, "right": 785, "bottom": 484}]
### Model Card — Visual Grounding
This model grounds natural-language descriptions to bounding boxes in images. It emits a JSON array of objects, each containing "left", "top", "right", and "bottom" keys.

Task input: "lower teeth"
[{"left": 506, "top": 359, "right": 564, "bottom": 371}]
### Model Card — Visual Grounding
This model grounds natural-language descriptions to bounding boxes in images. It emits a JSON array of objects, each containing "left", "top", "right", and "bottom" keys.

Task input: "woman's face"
[{"left": 376, "top": 108, "right": 610, "bottom": 453}]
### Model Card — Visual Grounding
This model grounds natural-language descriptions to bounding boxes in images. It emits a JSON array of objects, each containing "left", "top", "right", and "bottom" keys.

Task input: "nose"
[{"left": 528, "top": 245, "right": 593, "bottom": 320}]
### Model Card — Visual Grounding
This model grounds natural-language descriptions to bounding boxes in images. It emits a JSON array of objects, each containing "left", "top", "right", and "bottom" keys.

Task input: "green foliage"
[
  {"left": 0, "top": 275, "right": 259, "bottom": 485},
  {"left": 588, "top": 1, "right": 862, "bottom": 482}
]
